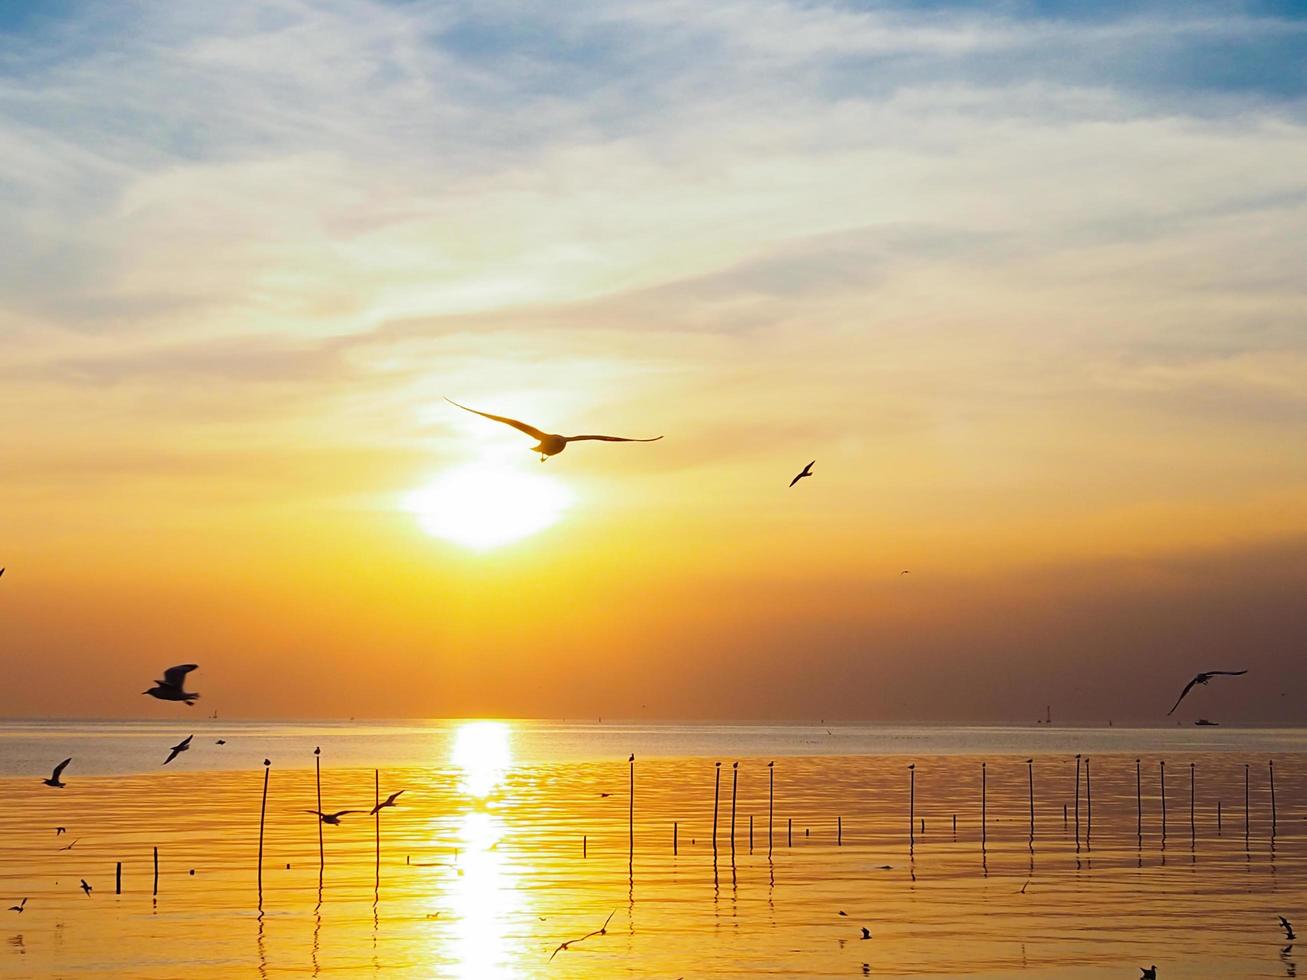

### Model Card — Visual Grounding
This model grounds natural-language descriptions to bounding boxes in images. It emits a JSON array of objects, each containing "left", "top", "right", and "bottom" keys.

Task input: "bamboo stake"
[
  {"left": 767, "top": 761, "right": 774, "bottom": 857},
  {"left": 258, "top": 759, "right": 270, "bottom": 902}
]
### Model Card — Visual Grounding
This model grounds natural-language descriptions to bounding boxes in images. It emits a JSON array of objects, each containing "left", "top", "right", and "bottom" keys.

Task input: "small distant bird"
[
  {"left": 1140, "top": 967, "right": 1157, "bottom": 979},
  {"left": 838, "top": 910, "right": 848, "bottom": 916},
  {"left": 55, "top": 827, "right": 66, "bottom": 836},
  {"left": 371, "top": 790, "right": 405, "bottom": 815},
  {"left": 42, "top": 758, "right": 71, "bottom": 788},
  {"left": 58, "top": 839, "right": 79, "bottom": 852},
  {"left": 900, "top": 570, "right": 910, "bottom": 575},
  {"left": 1280, "top": 916, "right": 1296, "bottom": 940},
  {"left": 598, "top": 793, "right": 611, "bottom": 798},
  {"left": 860, "top": 927, "right": 871, "bottom": 940},
  {"left": 446, "top": 398, "right": 662, "bottom": 460},
  {"left": 1167, "top": 670, "right": 1247, "bottom": 715},
  {"left": 629, "top": 753, "right": 635, "bottom": 763},
  {"left": 79, "top": 879, "right": 91, "bottom": 896},
  {"left": 305, "top": 810, "right": 362, "bottom": 825},
  {"left": 143, "top": 664, "right": 200, "bottom": 705},
  {"left": 789, "top": 460, "right": 814, "bottom": 487},
  {"left": 7, "top": 898, "right": 26, "bottom": 913},
  {"left": 549, "top": 910, "right": 616, "bottom": 961},
  {"left": 215, "top": 739, "right": 226, "bottom": 745},
  {"left": 163, "top": 735, "right": 193, "bottom": 766}
]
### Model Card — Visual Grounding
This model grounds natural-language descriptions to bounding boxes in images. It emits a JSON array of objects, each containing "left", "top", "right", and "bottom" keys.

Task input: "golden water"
[{"left": 2, "top": 726, "right": 1303, "bottom": 977}]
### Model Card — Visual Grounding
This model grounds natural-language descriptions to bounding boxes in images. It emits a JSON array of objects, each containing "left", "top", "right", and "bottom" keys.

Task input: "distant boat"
[{"left": 1194, "top": 719, "right": 1220, "bottom": 727}]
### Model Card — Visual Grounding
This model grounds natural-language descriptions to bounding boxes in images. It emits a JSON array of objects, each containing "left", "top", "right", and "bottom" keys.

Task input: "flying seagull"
[
  {"left": 789, "top": 460, "right": 814, "bottom": 488},
  {"left": 143, "top": 664, "right": 200, "bottom": 705},
  {"left": 370, "top": 790, "right": 405, "bottom": 815},
  {"left": 163, "top": 735, "right": 193, "bottom": 766},
  {"left": 304, "top": 810, "right": 362, "bottom": 826},
  {"left": 43, "top": 758, "right": 71, "bottom": 788},
  {"left": 1140, "top": 967, "right": 1157, "bottom": 980},
  {"left": 55, "top": 827, "right": 66, "bottom": 836},
  {"left": 1281, "top": 916, "right": 1296, "bottom": 941},
  {"left": 861, "top": 927, "right": 872, "bottom": 940},
  {"left": 58, "top": 839, "right": 79, "bottom": 852},
  {"left": 549, "top": 910, "right": 616, "bottom": 961},
  {"left": 445, "top": 398, "right": 662, "bottom": 460},
  {"left": 7, "top": 898, "right": 26, "bottom": 913},
  {"left": 215, "top": 739, "right": 226, "bottom": 745},
  {"left": 79, "top": 879, "right": 92, "bottom": 896},
  {"left": 1167, "top": 670, "right": 1247, "bottom": 715}
]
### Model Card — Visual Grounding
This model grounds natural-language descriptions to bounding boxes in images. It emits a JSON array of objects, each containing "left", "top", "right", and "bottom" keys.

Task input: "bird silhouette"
[
  {"left": 163, "top": 735, "right": 193, "bottom": 766},
  {"left": 370, "top": 790, "right": 405, "bottom": 815},
  {"left": 55, "top": 827, "right": 65, "bottom": 836},
  {"left": 1140, "top": 967, "right": 1157, "bottom": 980},
  {"left": 305, "top": 810, "right": 362, "bottom": 825},
  {"left": 789, "top": 460, "right": 814, "bottom": 487},
  {"left": 1167, "top": 670, "right": 1247, "bottom": 715},
  {"left": 215, "top": 739, "right": 226, "bottom": 745},
  {"left": 7, "top": 898, "right": 26, "bottom": 913},
  {"left": 446, "top": 398, "right": 661, "bottom": 460},
  {"left": 900, "top": 570, "right": 911, "bottom": 575},
  {"left": 79, "top": 879, "right": 91, "bottom": 896},
  {"left": 58, "top": 839, "right": 79, "bottom": 852},
  {"left": 838, "top": 910, "right": 848, "bottom": 916},
  {"left": 143, "top": 664, "right": 200, "bottom": 705},
  {"left": 598, "top": 792, "right": 611, "bottom": 798},
  {"left": 1281, "top": 916, "right": 1297, "bottom": 941},
  {"left": 549, "top": 910, "right": 616, "bottom": 961},
  {"left": 42, "top": 758, "right": 71, "bottom": 788},
  {"left": 860, "top": 927, "right": 871, "bottom": 940}
]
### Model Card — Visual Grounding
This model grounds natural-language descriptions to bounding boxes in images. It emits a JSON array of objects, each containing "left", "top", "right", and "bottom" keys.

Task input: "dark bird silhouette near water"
[
  {"left": 55, "top": 827, "right": 65, "bottom": 835},
  {"left": 163, "top": 735, "right": 193, "bottom": 766},
  {"left": 446, "top": 398, "right": 662, "bottom": 460},
  {"left": 305, "top": 810, "right": 362, "bottom": 826},
  {"left": 1167, "top": 670, "right": 1247, "bottom": 715},
  {"left": 215, "top": 739, "right": 226, "bottom": 745},
  {"left": 860, "top": 927, "right": 871, "bottom": 940},
  {"left": 371, "top": 791, "right": 405, "bottom": 815},
  {"left": 1281, "top": 916, "right": 1297, "bottom": 941},
  {"left": 549, "top": 909, "right": 616, "bottom": 961},
  {"left": 143, "top": 664, "right": 200, "bottom": 705},
  {"left": 58, "top": 839, "right": 79, "bottom": 852},
  {"left": 7, "top": 898, "right": 26, "bottom": 913},
  {"left": 1140, "top": 967, "right": 1157, "bottom": 980},
  {"left": 43, "top": 758, "right": 71, "bottom": 788},
  {"left": 598, "top": 792, "right": 611, "bottom": 798},
  {"left": 789, "top": 460, "right": 814, "bottom": 487},
  {"left": 79, "top": 879, "right": 91, "bottom": 896},
  {"left": 900, "top": 569, "right": 910, "bottom": 575}
]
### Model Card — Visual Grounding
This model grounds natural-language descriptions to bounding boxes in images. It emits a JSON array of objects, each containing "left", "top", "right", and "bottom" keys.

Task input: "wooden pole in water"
[
  {"left": 981, "top": 762, "right": 987, "bottom": 846},
  {"left": 712, "top": 762, "right": 721, "bottom": 852},
  {"left": 314, "top": 747, "right": 323, "bottom": 878},
  {"left": 1074, "top": 754, "right": 1081, "bottom": 844},
  {"left": 1160, "top": 761, "right": 1167, "bottom": 837},
  {"left": 1269, "top": 760, "right": 1277, "bottom": 836},
  {"left": 768, "top": 761, "right": 774, "bottom": 857},
  {"left": 673, "top": 821, "right": 678, "bottom": 855},
  {"left": 788, "top": 817, "right": 792, "bottom": 848},
  {"left": 374, "top": 769, "right": 380, "bottom": 888},
  {"left": 909, "top": 763, "right": 920, "bottom": 846},
  {"left": 258, "top": 759, "right": 270, "bottom": 901},
  {"left": 153, "top": 846, "right": 158, "bottom": 897},
  {"left": 629, "top": 754, "right": 635, "bottom": 867},
  {"left": 1027, "top": 758, "right": 1035, "bottom": 837},
  {"left": 838, "top": 815, "right": 842, "bottom": 846},
  {"left": 1085, "top": 758, "right": 1092, "bottom": 843},
  {"left": 116, "top": 861, "right": 121, "bottom": 895},
  {"left": 1218, "top": 799, "right": 1222, "bottom": 834},
  {"left": 749, "top": 815, "right": 753, "bottom": 853},
  {"left": 1244, "top": 763, "right": 1250, "bottom": 841},
  {"left": 730, "top": 761, "right": 738, "bottom": 852},
  {"left": 1189, "top": 762, "right": 1196, "bottom": 844},
  {"left": 583, "top": 834, "right": 587, "bottom": 858},
  {"left": 1135, "top": 759, "right": 1142, "bottom": 839}
]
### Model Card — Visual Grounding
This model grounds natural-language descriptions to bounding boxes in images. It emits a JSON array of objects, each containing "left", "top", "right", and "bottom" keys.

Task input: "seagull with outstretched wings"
[
  {"left": 370, "top": 790, "right": 405, "bottom": 815},
  {"left": 1167, "top": 670, "right": 1247, "bottom": 715},
  {"left": 446, "top": 398, "right": 661, "bottom": 460},
  {"left": 144, "top": 664, "right": 200, "bottom": 705},
  {"left": 305, "top": 809, "right": 363, "bottom": 825},
  {"left": 789, "top": 460, "right": 814, "bottom": 487},
  {"left": 163, "top": 735, "right": 193, "bottom": 766},
  {"left": 42, "top": 758, "right": 71, "bottom": 788}
]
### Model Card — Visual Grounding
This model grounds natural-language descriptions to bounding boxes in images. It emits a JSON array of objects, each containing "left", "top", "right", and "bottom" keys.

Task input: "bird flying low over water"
[
  {"left": 215, "top": 739, "right": 226, "bottom": 745},
  {"left": 43, "top": 758, "right": 71, "bottom": 788},
  {"left": 860, "top": 927, "right": 872, "bottom": 940},
  {"left": 1281, "top": 916, "right": 1296, "bottom": 941},
  {"left": 163, "top": 735, "right": 193, "bottom": 766},
  {"left": 7, "top": 898, "right": 26, "bottom": 913},
  {"left": 305, "top": 810, "right": 362, "bottom": 825},
  {"left": 789, "top": 460, "right": 814, "bottom": 487},
  {"left": 1167, "top": 670, "right": 1247, "bottom": 715},
  {"left": 144, "top": 664, "right": 200, "bottom": 705},
  {"left": 79, "top": 880, "right": 91, "bottom": 896},
  {"left": 445, "top": 398, "right": 662, "bottom": 460},
  {"left": 1140, "top": 967, "right": 1157, "bottom": 980},
  {"left": 55, "top": 827, "right": 65, "bottom": 836},
  {"left": 370, "top": 791, "right": 405, "bottom": 815},
  {"left": 549, "top": 910, "right": 616, "bottom": 961},
  {"left": 57, "top": 839, "right": 79, "bottom": 852}
]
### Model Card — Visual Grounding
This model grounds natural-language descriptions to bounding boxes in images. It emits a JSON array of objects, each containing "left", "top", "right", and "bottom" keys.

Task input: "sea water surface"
[{"left": 1, "top": 721, "right": 1304, "bottom": 978}]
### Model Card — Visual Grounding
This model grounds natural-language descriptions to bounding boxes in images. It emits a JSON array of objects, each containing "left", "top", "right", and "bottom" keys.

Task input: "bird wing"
[
  {"left": 445, "top": 398, "right": 548, "bottom": 440},
  {"left": 51, "top": 758, "right": 71, "bottom": 779},
  {"left": 162, "top": 664, "right": 198, "bottom": 688},
  {"left": 163, "top": 749, "right": 180, "bottom": 765},
  {"left": 1207, "top": 670, "right": 1248, "bottom": 677},
  {"left": 549, "top": 942, "right": 569, "bottom": 961},
  {"left": 332, "top": 810, "right": 364, "bottom": 819},
  {"left": 303, "top": 810, "right": 326, "bottom": 817},
  {"left": 566, "top": 434, "right": 663, "bottom": 443},
  {"left": 178, "top": 735, "right": 193, "bottom": 749},
  {"left": 1167, "top": 677, "right": 1200, "bottom": 715}
]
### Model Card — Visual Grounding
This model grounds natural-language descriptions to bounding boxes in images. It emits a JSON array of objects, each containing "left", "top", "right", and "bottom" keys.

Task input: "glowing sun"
[{"left": 405, "top": 463, "right": 574, "bottom": 550}]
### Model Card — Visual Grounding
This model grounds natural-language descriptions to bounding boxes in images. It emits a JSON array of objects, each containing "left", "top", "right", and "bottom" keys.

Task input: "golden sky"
[{"left": 2, "top": 1, "right": 1307, "bottom": 722}]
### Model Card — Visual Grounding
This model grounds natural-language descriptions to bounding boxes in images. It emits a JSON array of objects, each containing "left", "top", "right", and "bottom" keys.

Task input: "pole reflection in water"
[{"left": 449, "top": 722, "right": 523, "bottom": 980}]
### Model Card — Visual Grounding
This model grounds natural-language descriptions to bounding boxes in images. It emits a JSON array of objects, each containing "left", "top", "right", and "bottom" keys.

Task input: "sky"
[{"left": 2, "top": 0, "right": 1306, "bottom": 723}]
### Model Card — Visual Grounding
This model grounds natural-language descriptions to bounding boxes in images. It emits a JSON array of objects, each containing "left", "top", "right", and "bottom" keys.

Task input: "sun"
[{"left": 405, "top": 463, "right": 575, "bottom": 550}]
